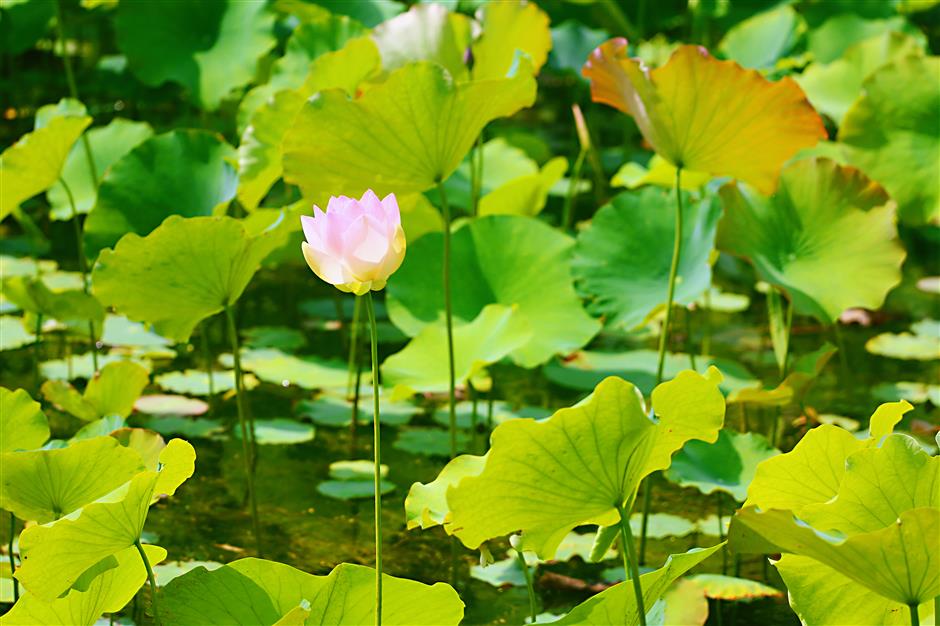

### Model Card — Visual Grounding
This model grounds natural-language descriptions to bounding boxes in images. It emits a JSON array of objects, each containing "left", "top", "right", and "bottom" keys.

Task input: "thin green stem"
[
  {"left": 437, "top": 181, "right": 457, "bottom": 459},
  {"left": 562, "top": 150, "right": 586, "bottom": 231},
  {"left": 470, "top": 134, "right": 484, "bottom": 216},
  {"left": 224, "top": 306, "right": 263, "bottom": 558},
  {"left": 909, "top": 603, "right": 919, "bottom": 626},
  {"left": 54, "top": 0, "right": 98, "bottom": 188},
  {"left": 34, "top": 313, "right": 43, "bottom": 392},
  {"left": 133, "top": 539, "right": 159, "bottom": 625},
  {"left": 617, "top": 505, "right": 647, "bottom": 626},
  {"left": 60, "top": 177, "right": 98, "bottom": 372},
  {"left": 364, "top": 292, "right": 383, "bottom": 626},
  {"left": 348, "top": 297, "right": 362, "bottom": 447},
  {"left": 717, "top": 493, "right": 727, "bottom": 575},
  {"left": 9, "top": 512, "right": 18, "bottom": 602},
  {"left": 655, "top": 167, "right": 684, "bottom": 383},
  {"left": 515, "top": 549, "right": 538, "bottom": 623},
  {"left": 638, "top": 476, "right": 651, "bottom": 566}
]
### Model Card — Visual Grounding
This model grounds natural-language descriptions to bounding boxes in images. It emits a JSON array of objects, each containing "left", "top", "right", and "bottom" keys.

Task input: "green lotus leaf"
[
  {"left": 41, "top": 360, "right": 149, "bottom": 422},
  {"left": 387, "top": 215, "right": 599, "bottom": 367},
  {"left": 0, "top": 110, "right": 91, "bottom": 221},
  {"left": 40, "top": 353, "right": 151, "bottom": 382},
  {"left": 718, "top": 158, "right": 905, "bottom": 322},
  {"left": 16, "top": 438, "right": 195, "bottom": 601},
  {"left": 382, "top": 304, "right": 531, "bottom": 394},
  {"left": 67, "top": 416, "right": 125, "bottom": 443},
  {"left": 233, "top": 419, "right": 315, "bottom": 445},
  {"left": 797, "top": 32, "right": 925, "bottom": 125},
  {"left": 153, "top": 559, "right": 224, "bottom": 587},
  {"left": 0, "top": 544, "right": 166, "bottom": 626},
  {"left": 405, "top": 453, "right": 486, "bottom": 530},
  {"left": 316, "top": 479, "right": 395, "bottom": 501},
  {"left": 478, "top": 157, "right": 567, "bottom": 217},
  {"left": 47, "top": 119, "right": 154, "bottom": 220},
  {"left": 162, "top": 559, "right": 464, "bottom": 625},
  {"left": 666, "top": 430, "right": 779, "bottom": 502},
  {"left": 278, "top": 0, "right": 402, "bottom": 28},
  {"left": 0, "top": 316, "right": 35, "bottom": 351},
  {"left": 543, "top": 349, "right": 757, "bottom": 396},
  {"left": 743, "top": 402, "right": 913, "bottom": 512},
  {"left": 295, "top": 393, "right": 416, "bottom": 428},
  {"left": 140, "top": 416, "right": 225, "bottom": 440},
  {"left": 548, "top": 20, "right": 609, "bottom": 76},
  {"left": 92, "top": 215, "right": 282, "bottom": 342},
  {"left": 471, "top": 0, "right": 551, "bottom": 80},
  {"left": 282, "top": 61, "right": 536, "bottom": 197},
  {"left": 371, "top": 3, "right": 471, "bottom": 78},
  {"left": 448, "top": 369, "right": 725, "bottom": 558},
  {"left": 775, "top": 554, "right": 928, "bottom": 625},
  {"left": 735, "top": 506, "right": 939, "bottom": 606},
  {"left": 429, "top": 401, "right": 550, "bottom": 430},
  {"left": 717, "top": 5, "right": 804, "bottom": 70},
  {"left": 573, "top": 188, "right": 721, "bottom": 329},
  {"left": 873, "top": 381, "right": 940, "bottom": 405},
  {"left": 115, "top": 0, "right": 275, "bottom": 110},
  {"left": 100, "top": 314, "right": 171, "bottom": 349},
  {"left": 155, "top": 369, "right": 258, "bottom": 396},
  {"left": 2, "top": 276, "right": 104, "bottom": 337},
  {"left": 219, "top": 348, "right": 352, "bottom": 390},
  {"left": 393, "top": 428, "right": 471, "bottom": 458},
  {"left": 807, "top": 13, "right": 921, "bottom": 64},
  {"left": 0, "top": 387, "right": 49, "bottom": 452},
  {"left": 84, "top": 130, "right": 237, "bottom": 258},
  {"left": 686, "top": 574, "right": 782, "bottom": 600},
  {"left": 610, "top": 155, "right": 711, "bottom": 191},
  {"left": 0, "top": 0, "right": 54, "bottom": 55},
  {"left": 839, "top": 55, "right": 940, "bottom": 225},
  {"left": 237, "top": 37, "right": 381, "bottom": 210},
  {"left": 866, "top": 319, "right": 940, "bottom": 360},
  {"left": 556, "top": 545, "right": 724, "bottom": 625},
  {"left": 470, "top": 553, "right": 528, "bottom": 588},
  {"left": 0, "top": 436, "right": 146, "bottom": 523}
]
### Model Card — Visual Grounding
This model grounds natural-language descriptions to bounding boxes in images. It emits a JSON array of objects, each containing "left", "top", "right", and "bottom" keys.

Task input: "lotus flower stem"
[
  {"left": 59, "top": 176, "right": 99, "bottom": 372},
  {"left": 133, "top": 538, "right": 159, "bottom": 625},
  {"left": 33, "top": 313, "right": 43, "bottom": 391},
  {"left": 436, "top": 181, "right": 458, "bottom": 459},
  {"left": 364, "top": 292, "right": 383, "bottom": 626},
  {"left": 348, "top": 296, "right": 362, "bottom": 445},
  {"left": 514, "top": 549, "right": 538, "bottom": 623},
  {"left": 562, "top": 149, "right": 586, "bottom": 231},
  {"left": 8, "top": 512, "right": 17, "bottom": 602},
  {"left": 224, "top": 305, "right": 263, "bottom": 558},
  {"left": 471, "top": 134, "right": 484, "bottom": 216},
  {"left": 616, "top": 505, "right": 647, "bottom": 626},
  {"left": 909, "top": 603, "right": 920, "bottom": 626}
]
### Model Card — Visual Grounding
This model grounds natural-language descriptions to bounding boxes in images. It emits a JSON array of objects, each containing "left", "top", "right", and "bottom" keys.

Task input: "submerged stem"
[
  {"left": 617, "top": 505, "right": 647, "bottom": 626},
  {"left": 225, "top": 305, "right": 263, "bottom": 557},
  {"left": 515, "top": 549, "right": 538, "bottom": 624},
  {"left": 437, "top": 181, "right": 457, "bottom": 459},
  {"left": 133, "top": 539, "right": 159, "bottom": 625},
  {"left": 365, "top": 292, "right": 383, "bottom": 626}
]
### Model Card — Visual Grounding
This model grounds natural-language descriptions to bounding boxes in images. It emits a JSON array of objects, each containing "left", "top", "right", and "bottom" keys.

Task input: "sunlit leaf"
[
  {"left": 718, "top": 5, "right": 804, "bottom": 70},
  {"left": 371, "top": 3, "right": 471, "bottom": 78},
  {"left": 839, "top": 55, "right": 940, "bottom": 225},
  {"left": 155, "top": 369, "right": 258, "bottom": 396},
  {"left": 686, "top": 574, "right": 782, "bottom": 600},
  {"left": 0, "top": 316, "right": 35, "bottom": 351},
  {"left": 0, "top": 387, "right": 49, "bottom": 452},
  {"left": 718, "top": 158, "right": 904, "bottom": 322},
  {"left": 92, "top": 215, "right": 282, "bottom": 342},
  {"left": 583, "top": 40, "right": 825, "bottom": 193},
  {"left": 162, "top": 559, "right": 464, "bottom": 625},
  {"left": 405, "top": 454, "right": 486, "bottom": 530},
  {"left": 115, "top": 0, "right": 276, "bottom": 109},
  {"left": 573, "top": 188, "right": 720, "bottom": 329},
  {"left": 233, "top": 419, "right": 315, "bottom": 445},
  {"left": 447, "top": 370, "right": 725, "bottom": 558},
  {"left": 42, "top": 361, "right": 149, "bottom": 422},
  {"left": 387, "top": 215, "right": 599, "bottom": 367},
  {"left": 219, "top": 348, "right": 352, "bottom": 390},
  {"left": 807, "top": 13, "right": 922, "bottom": 64},
  {"left": 610, "top": 155, "right": 711, "bottom": 191},
  {"left": 84, "top": 130, "right": 237, "bottom": 258},
  {"left": 471, "top": 0, "right": 551, "bottom": 80}
]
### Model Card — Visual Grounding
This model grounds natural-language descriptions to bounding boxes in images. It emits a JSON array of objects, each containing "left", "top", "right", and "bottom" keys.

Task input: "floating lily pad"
[
  {"left": 40, "top": 353, "right": 152, "bottom": 381},
  {"left": 41, "top": 360, "right": 149, "bottom": 422},
  {"left": 0, "top": 315, "right": 36, "bottom": 350},
  {"left": 393, "top": 428, "right": 470, "bottom": 458},
  {"left": 138, "top": 415, "right": 225, "bottom": 440},
  {"left": 866, "top": 320, "right": 940, "bottom": 360},
  {"left": 872, "top": 381, "right": 940, "bottom": 405},
  {"left": 233, "top": 419, "right": 315, "bottom": 445},
  {"left": 155, "top": 369, "right": 258, "bottom": 396},
  {"left": 694, "top": 287, "right": 750, "bottom": 313},
  {"left": 470, "top": 554, "right": 527, "bottom": 587},
  {"left": 316, "top": 479, "right": 396, "bottom": 501},
  {"left": 686, "top": 574, "right": 782, "bottom": 600},
  {"left": 99, "top": 314, "right": 171, "bottom": 349},
  {"left": 430, "top": 401, "right": 551, "bottom": 430},
  {"left": 295, "top": 394, "right": 417, "bottom": 428},
  {"left": 134, "top": 394, "right": 208, "bottom": 416},
  {"left": 220, "top": 348, "right": 352, "bottom": 390},
  {"left": 242, "top": 326, "right": 306, "bottom": 351}
]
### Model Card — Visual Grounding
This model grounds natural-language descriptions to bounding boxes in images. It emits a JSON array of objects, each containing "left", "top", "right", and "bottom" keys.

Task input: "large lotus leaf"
[
  {"left": 237, "top": 38, "right": 382, "bottom": 210},
  {"left": 219, "top": 348, "right": 352, "bottom": 390},
  {"left": 666, "top": 430, "right": 779, "bottom": 502},
  {"left": 83, "top": 130, "right": 237, "bottom": 258},
  {"left": 279, "top": 0, "right": 402, "bottom": 28},
  {"left": 447, "top": 370, "right": 725, "bottom": 558},
  {"left": 735, "top": 506, "right": 939, "bottom": 606},
  {"left": 42, "top": 361, "right": 149, "bottom": 422},
  {"left": 717, "top": 5, "right": 804, "bottom": 70},
  {"left": 162, "top": 559, "right": 464, "bottom": 625},
  {"left": 807, "top": 13, "right": 921, "bottom": 64},
  {"left": 0, "top": 387, "right": 49, "bottom": 452},
  {"left": 478, "top": 157, "right": 567, "bottom": 217},
  {"left": 387, "top": 215, "right": 599, "bottom": 367},
  {"left": 92, "top": 216, "right": 281, "bottom": 342},
  {"left": 0, "top": 112, "right": 91, "bottom": 221},
  {"left": 371, "top": 3, "right": 471, "bottom": 78},
  {"left": 0, "top": 544, "right": 166, "bottom": 626},
  {"left": 282, "top": 61, "right": 536, "bottom": 197},
  {"left": 0, "top": 436, "right": 146, "bottom": 523},
  {"left": 471, "top": 0, "right": 551, "bottom": 80},
  {"left": 556, "top": 545, "right": 723, "bottom": 626},
  {"left": 573, "top": 188, "right": 720, "bottom": 329},
  {"left": 775, "top": 554, "right": 929, "bottom": 626},
  {"left": 840, "top": 55, "right": 940, "bottom": 225},
  {"left": 797, "top": 32, "right": 925, "bottom": 125},
  {"left": 382, "top": 304, "right": 531, "bottom": 394},
  {"left": 798, "top": 434, "right": 939, "bottom": 535},
  {"left": 115, "top": 0, "right": 275, "bottom": 110},
  {"left": 16, "top": 439, "right": 195, "bottom": 601},
  {"left": 718, "top": 158, "right": 904, "bottom": 322},
  {"left": 405, "top": 454, "right": 486, "bottom": 530},
  {"left": 2, "top": 276, "right": 104, "bottom": 336},
  {"left": 47, "top": 119, "right": 154, "bottom": 220},
  {"left": 583, "top": 40, "right": 825, "bottom": 194}
]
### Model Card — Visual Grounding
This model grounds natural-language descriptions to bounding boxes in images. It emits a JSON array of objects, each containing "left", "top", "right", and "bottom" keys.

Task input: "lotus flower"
[{"left": 300, "top": 190, "right": 406, "bottom": 295}]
